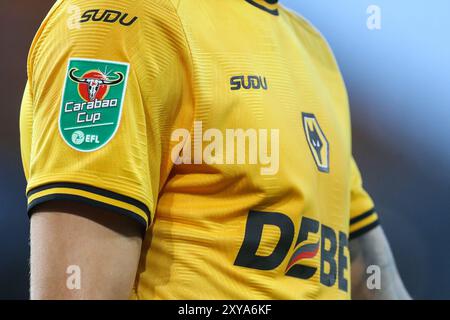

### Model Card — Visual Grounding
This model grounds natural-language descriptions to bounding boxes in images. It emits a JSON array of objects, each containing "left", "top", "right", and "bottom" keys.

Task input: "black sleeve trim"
[
  {"left": 27, "top": 182, "right": 151, "bottom": 221},
  {"left": 350, "top": 208, "right": 376, "bottom": 226},
  {"left": 28, "top": 193, "right": 148, "bottom": 237},
  {"left": 349, "top": 219, "right": 380, "bottom": 241}
]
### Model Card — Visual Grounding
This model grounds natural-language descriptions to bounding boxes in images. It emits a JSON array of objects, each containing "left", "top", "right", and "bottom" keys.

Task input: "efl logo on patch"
[
  {"left": 302, "top": 113, "right": 329, "bottom": 173},
  {"left": 59, "top": 58, "right": 129, "bottom": 152}
]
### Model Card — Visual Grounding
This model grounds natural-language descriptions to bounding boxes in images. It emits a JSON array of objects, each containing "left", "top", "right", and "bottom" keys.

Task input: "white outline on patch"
[{"left": 58, "top": 57, "right": 130, "bottom": 152}]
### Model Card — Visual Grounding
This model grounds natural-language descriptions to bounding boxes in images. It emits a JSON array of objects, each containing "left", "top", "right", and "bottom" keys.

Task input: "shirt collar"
[{"left": 245, "top": 0, "right": 280, "bottom": 16}]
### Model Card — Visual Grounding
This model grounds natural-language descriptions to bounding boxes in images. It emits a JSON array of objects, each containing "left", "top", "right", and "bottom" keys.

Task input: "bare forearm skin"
[
  {"left": 350, "top": 226, "right": 411, "bottom": 300},
  {"left": 30, "top": 201, "right": 143, "bottom": 300}
]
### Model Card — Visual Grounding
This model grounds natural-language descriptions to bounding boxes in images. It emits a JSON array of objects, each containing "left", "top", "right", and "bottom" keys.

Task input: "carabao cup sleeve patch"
[{"left": 59, "top": 58, "right": 130, "bottom": 152}]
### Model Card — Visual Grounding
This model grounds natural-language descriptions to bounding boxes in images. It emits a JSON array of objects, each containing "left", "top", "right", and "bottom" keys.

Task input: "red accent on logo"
[
  {"left": 78, "top": 71, "right": 109, "bottom": 102},
  {"left": 285, "top": 242, "right": 320, "bottom": 271}
]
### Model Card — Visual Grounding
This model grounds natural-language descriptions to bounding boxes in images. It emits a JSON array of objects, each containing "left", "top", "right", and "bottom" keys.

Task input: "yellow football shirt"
[{"left": 20, "top": 0, "right": 379, "bottom": 299}]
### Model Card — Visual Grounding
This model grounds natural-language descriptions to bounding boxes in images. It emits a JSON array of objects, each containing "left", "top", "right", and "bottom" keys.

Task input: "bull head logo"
[{"left": 69, "top": 68, "right": 124, "bottom": 102}]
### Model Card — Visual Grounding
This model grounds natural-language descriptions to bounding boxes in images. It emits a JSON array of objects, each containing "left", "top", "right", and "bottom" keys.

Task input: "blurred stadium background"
[{"left": 0, "top": 0, "right": 448, "bottom": 299}]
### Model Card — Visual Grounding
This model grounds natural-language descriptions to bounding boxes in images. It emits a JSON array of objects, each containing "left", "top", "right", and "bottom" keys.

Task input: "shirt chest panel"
[{"left": 177, "top": 5, "right": 352, "bottom": 228}]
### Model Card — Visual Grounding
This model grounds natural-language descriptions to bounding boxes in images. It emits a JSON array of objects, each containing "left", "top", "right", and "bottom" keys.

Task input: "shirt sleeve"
[
  {"left": 349, "top": 157, "right": 380, "bottom": 240},
  {"left": 21, "top": 0, "right": 193, "bottom": 233}
]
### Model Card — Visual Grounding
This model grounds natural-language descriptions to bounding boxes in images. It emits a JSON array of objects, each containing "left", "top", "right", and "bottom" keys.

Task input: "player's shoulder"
[
  {"left": 28, "top": 0, "right": 187, "bottom": 77},
  {"left": 49, "top": 0, "right": 180, "bottom": 26},
  {"left": 279, "top": 6, "right": 338, "bottom": 68},
  {"left": 279, "top": 6, "right": 324, "bottom": 40},
  {"left": 32, "top": 0, "right": 182, "bottom": 41}
]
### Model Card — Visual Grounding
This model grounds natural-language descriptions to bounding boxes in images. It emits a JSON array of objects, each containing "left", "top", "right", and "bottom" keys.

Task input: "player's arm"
[
  {"left": 30, "top": 201, "right": 142, "bottom": 300},
  {"left": 348, "top": 158, "right": 410, "bottom": 299},
  {"left": 21, "top": 1, "right": 192, "bottom": 300},
  {"left": 350, "top": 225, "right": 411, "bottom": 300}
]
